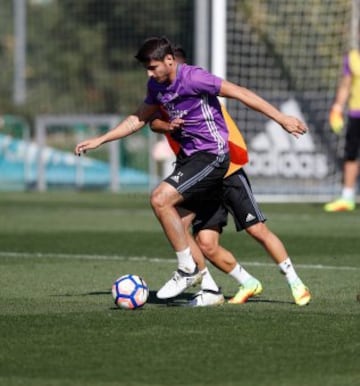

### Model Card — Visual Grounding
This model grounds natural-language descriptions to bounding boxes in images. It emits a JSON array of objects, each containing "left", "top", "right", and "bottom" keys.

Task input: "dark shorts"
[
  {"left": 187, "top": 168, "right": 266, "bottom": 234},
  {"left": 344, "top": 117, "right": 360, "bottom": 161},
  {"left": 223, "top": 169, "right": 266, "bottom": 231},
  {"left": 164, "top": 151, "right": 229, "bottom": 200},
  {"left": 181, "top": 193, "right": 228, "bottom": 234}
]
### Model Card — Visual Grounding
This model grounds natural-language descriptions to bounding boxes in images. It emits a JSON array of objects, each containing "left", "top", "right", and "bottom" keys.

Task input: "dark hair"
[
  {"left": 173, "top": 44, "right": 187, "bottom": 61},
  {"left": 135, "top": 36, "right": 174, "bottom": 63}
]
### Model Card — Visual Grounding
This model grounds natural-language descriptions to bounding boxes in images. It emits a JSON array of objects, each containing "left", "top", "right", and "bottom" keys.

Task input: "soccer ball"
[{"left": 112, "top": 274, "right": 149, "bottom": 309}]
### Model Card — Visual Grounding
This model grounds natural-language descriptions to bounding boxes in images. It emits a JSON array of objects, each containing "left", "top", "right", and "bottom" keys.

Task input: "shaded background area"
[{"left": 0, "top": 0, "right": 356, "bottom": 198}]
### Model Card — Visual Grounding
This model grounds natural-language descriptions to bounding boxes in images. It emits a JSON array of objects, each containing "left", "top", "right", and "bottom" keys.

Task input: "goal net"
[{"left": 226, "top": 0, "right": 354, "bottom": 200}]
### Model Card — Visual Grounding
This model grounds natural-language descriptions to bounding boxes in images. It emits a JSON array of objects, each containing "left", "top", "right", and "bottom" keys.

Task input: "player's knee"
[
  {"left": 246, "top": 222, "right": 268, "bottom": 242},
  {"left": 196, "top": 234, "right": 218, "bottom": 258},
  {"left": 150, "top": 184, "right": 182, "bottom": 212},
  {"left": 150, "top": 188, "right": 167, "bottom": 211}
]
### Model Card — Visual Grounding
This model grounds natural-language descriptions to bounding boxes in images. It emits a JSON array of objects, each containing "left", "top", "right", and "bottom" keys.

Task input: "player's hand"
[
  {"left": 329, "top": 106, "right": 344, "bottom": 134},
  {"left": 74, "top": 137, "right": 103, "bottom": 156},
  {"left": 168, "top": 118, "right": 184, "bottom": 132},
  {"left": 280, "top": 115, "right": 308, "bottom": 138}
]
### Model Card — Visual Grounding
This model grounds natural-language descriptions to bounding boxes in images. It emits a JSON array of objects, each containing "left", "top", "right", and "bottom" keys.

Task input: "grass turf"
[{"left": 0, "top": 192, "right": 359, "bottom": 386}]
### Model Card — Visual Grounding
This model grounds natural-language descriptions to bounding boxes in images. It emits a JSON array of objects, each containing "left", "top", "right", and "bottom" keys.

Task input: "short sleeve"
[{"left": 186, "top": 67, "right": 223, "bottom": 95}]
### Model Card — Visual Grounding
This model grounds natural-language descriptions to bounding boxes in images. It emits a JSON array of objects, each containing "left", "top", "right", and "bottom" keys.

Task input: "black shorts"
[
  {"left": 185, "top": 168, "right": 266, "bottom": 234},
  {"left": 344, "top": 117, "right": 360, "bottom": 161},
  {"left": 222, "top": 168, "right": 266, "bottom": 231},
  {"left": 164, "top": 151, "right": 229, "bottom": 200},
  {"left": 181, "top": 194, "right": 228, "bottom": 234}
]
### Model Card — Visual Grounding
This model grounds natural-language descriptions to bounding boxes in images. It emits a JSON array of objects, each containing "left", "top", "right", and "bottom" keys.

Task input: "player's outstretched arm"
[
  {"left": 219, "top": 80, "right": 308, "bottom": 138},
  {"left": 75, "top": 103, "right": 158, "bottom": 156}
]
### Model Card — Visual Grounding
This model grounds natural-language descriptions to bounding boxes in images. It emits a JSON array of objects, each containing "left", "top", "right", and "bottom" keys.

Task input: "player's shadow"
[
  {"left": 87, "top": 290, "right": 111, "bottom": 295},
  {"left": 85, "top": 290, "right": 195, "bottom": 306},
  {"left": 50, "top": 290, "right": 293, "bottom": 306},
  {"left": 147, "top": 290, "right": 194, "bottom": 306},
  {"left": 149, "top": 291, "right": 293, "bottom": 306}
]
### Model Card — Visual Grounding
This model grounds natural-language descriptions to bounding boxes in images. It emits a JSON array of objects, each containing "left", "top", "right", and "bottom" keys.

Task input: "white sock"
[
  {"left": 228, "top": 263, "right": 253, "bottom": 285},
  {"left": 176, "top": 247, "right": 196, "bottom": 273},
  {"left": 342, "top": 187, "right": 355, "bottom": 201},
  {"left": 279, "top": 257, "right": 300, "bottom": 284},
  {"left": 200, "top": 267, "right": 219, "bottom": 292}
]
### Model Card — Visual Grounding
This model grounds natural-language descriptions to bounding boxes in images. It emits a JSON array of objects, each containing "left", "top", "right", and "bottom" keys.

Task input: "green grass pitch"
[{"left": 0, "top": 192, "right": 359, "bottom": 386}]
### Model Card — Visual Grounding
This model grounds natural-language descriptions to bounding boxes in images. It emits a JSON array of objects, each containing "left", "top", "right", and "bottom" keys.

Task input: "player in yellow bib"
[{"left": 150, "top": 46, "right": 311, "bottom": 307}]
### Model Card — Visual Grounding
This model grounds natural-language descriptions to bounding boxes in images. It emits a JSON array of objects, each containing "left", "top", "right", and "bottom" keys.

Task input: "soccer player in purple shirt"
[
  {"left": 75, "top": 36, "right": 307, "bottom": 299},
  {"left": 151, "top": 46, "right": 311, "bottom": 307}
]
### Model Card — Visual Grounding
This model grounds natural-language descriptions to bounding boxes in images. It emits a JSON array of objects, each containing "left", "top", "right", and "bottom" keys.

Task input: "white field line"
[{"left": 0, "top": 251, "right": 359, "bottom": 271}]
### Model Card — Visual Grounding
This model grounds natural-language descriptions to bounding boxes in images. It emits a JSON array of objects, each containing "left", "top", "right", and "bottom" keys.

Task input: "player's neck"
[{"left": 169, "top": 62, "right": 180, "bottom": 83}]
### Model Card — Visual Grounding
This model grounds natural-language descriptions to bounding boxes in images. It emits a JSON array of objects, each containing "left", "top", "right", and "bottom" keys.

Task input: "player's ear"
[{"left": 164, "top": 54, "right": 175, "bottom": 66}]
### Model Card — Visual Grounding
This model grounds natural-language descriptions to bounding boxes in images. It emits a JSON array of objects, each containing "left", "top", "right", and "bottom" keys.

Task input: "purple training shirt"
[{"left": 145, "top": 64, "right": 229, "bottom": 157}]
